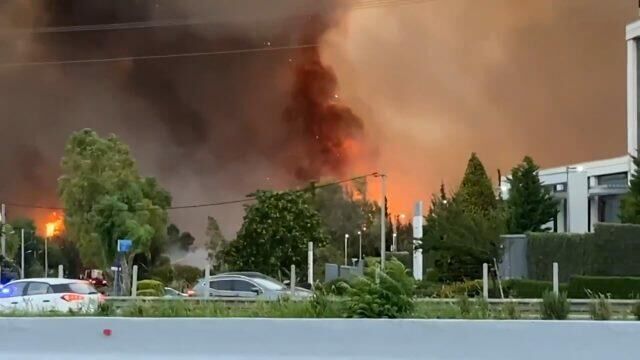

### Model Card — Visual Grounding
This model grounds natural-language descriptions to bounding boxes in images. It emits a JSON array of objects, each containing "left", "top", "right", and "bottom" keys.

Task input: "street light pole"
[
  {"left": 344, "top": 234, "right": 349, "bottom": 266},
  {"left": 20, "top": 229, "right": 25, "bottom": 279},
  {"left": 565, "top": 165, "right": 583, "bottom": 233},
  {"left": 357, "top": 231, "right": 362, "bottom": 260},
  {"left": 379, "top": 174, "right": 387, "bottom": 270},
  {"left": 44, "top": 236, "right": 48, "bottom": 278}
]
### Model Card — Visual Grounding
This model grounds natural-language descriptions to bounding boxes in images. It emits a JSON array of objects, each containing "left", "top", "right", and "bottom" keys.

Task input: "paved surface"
[{"left": 1, "top": 318, "right": 638, "bottom": 359}]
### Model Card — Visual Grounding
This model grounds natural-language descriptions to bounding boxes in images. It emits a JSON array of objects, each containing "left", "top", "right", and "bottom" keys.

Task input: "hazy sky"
[{"left": 0, "top": 0, "right": 637, "bottom": 240}]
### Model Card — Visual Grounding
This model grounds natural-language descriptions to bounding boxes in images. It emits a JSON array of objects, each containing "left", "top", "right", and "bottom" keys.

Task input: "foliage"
[
  {"left": 58, "top": 129, "right": 171, "bottom": 293},
  {"left": 567, "top": 276, "right": 640, "bottom": 299},
  {"left": 502, "top": 279, "right": 561, "bottom": 299},
  {"left": 137, "top": 279, "right": 165, "bottom": 296},
  {"left": 540, "top": 291, "right": 569, "bottom": 320},
  {"left": 621, "top": 155, "right": 640, "bottom": 223},
  {"left": 587, "top": 291, "right": 612, "bottom": 321},
  {"left": 436, "top": 280, "right": 483, "bottom": 298},
  {"left": 173, "top": 264, "right": 202, "bottom": 286},
  {"left": 527, "top": 224, "right": 640, "bottom": 282},
  {"left": 505, "top": 156, "right": 558, "bottom": 233},
  {"left": 309, "top": 282, "right": 330, "bottom": 317},
  {"left": 501, "top": 300, "right": 521, "bottom": 319},
  {"left": 424, "top": 197, "right": 505, "bottom": 282},
  {"left": 136, "top": 289, "right": 162, "bottom": 297},
  {"left": 206, "top": 216, "right": 226, "bottom": 268},
  {"left": 220, "top": 190, "right": 328, "bottom": 278},
  {"left": 147, "top": 255, "right": 174, "bottom": 284},
  {"left": 457, "top": 153, "right": 498, "bottom": 213},
  {"left": 345, "top": 259, "right": 415, "bottom": 318},
  {"left": 633, "top": 301, "right": 640, "bottom": 320},
  {"left": 323, "top": 278, "right": 352, "bottom": 296},
  {"left": 457, "top": 294, "right": 473, "bottom": 317}
]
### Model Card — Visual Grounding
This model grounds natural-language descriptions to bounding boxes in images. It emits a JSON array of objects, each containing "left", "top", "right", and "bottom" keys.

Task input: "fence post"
[
  {"left": 553, "top": 262, "right": 559, "bottom": 295},
  {"left": 131, "top": 265, "right": 139, "bottom": 298},
  {"left": 308, "top": 242, "right": 314, "bottom": 286},
  {"left": 290, "top": 265, "right": 296, "bottom": 296},
  {"left": 58, "top": 265, "right": 63, "bottom": 278},
  {"left": 204, "top": 267, "right": 211, "bottom": 299},
  {"left": 482, "top": 263, "right": 489, "bottom": 300}
]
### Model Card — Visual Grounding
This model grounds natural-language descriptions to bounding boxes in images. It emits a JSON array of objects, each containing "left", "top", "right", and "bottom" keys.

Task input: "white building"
[{"left": 500, "top": 20, "right": 640, "bottom": 233}]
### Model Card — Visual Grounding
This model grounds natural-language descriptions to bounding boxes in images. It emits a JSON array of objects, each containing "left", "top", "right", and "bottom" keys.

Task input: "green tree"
[
  {"left": 457, "top": 153, "right": 497, "bottom": 213},
  {"left": 221, "top": 190, "right": 328, "bottom": 279},
  {"left": 167, "top": 223, "right": 195, "bottom": 252},
  {"left": 206, "top": 216, "right": 226, "bottom": 268},
  {"left": 621, "top": 156, "right": 640, "bottom": 223},
  {"left": 59, "top": 129, "right": 171, "bottom": 294},
  {"left": 505, "top": 156, "right": 558, "bottom": 233}
]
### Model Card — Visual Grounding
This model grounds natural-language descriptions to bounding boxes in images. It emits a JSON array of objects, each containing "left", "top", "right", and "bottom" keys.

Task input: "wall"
[{"left": 0, "top": 318, "right": 638, "bottom": 359}]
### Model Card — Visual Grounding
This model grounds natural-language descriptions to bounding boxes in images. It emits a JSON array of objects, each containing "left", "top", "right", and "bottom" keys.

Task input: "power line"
[
  {"left": 0, "top": 43, "right": 318, "bottom": 68},
  {"left": 2, "top": 172, "right": 380, "bottom": 212}
]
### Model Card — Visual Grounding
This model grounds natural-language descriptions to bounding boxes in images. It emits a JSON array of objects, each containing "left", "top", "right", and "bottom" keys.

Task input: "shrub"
[
  {"left": 437, "top": 280, "right": 482, "bottom": 298},
  {"left": 173, "top": 264, "right": 202, "bottom": 286},
  {"left": 502, "top": 300, "right": 520, "bottom": 319},
  {"left": 137, "top": 279, "right": 164, "bottom": 296},
  {"left": 503, "top": 279, "right": 563, "bottom": 298},
  {"left": 587, "top": 291, "right": 612, "bottom": 321},
  {"left": 567, "top": 276, "right": 640, "bottom": 299},
  {"left": 425, "top": 268, "right": 440, "bottom": 282},
  {"left": 540, "top": 291, "right": 570, "bottom": 320},
  {"left": 324, "top": 278, "right": 352, "bottom": 296},
  {"left": 633, "top": 301, "right": 640, "bottom": 320},
  {"left": 414, "top": 280, "right": 441, "bottom": 298},
  {"left": 457, "top": 295, "right": 473, "bottom": 317},
  {"left": 345, "top": 259, "right": 415, "bottom": 318}
]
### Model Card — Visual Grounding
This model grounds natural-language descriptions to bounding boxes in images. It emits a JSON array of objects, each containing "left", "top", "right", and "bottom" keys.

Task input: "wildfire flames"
[{"left": 45, "top": 212, "right": 64, "bottom": 238}]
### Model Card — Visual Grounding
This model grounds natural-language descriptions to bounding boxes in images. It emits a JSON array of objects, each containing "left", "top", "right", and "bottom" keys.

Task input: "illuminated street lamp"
[
  {"left": 357, "top": 231, "right": 362, "bottom": 260},
  {"left": 344, "top": 234, "right": 350, "bottom": 266}
]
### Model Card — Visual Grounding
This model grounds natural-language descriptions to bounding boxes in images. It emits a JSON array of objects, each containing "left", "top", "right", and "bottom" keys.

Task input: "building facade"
[{"left": 501, "top": 20, "right": 640, "bottom": 233}]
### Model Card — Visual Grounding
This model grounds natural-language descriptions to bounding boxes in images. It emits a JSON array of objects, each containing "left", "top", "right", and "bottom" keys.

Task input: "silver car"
[{"left": 192, "top": 272, "right": 312, "bottom": 300}]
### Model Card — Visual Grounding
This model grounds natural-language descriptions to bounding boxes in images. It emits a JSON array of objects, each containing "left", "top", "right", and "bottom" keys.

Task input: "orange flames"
[{"left": 45, "top": 212, "right": 64, "bottom": 238}]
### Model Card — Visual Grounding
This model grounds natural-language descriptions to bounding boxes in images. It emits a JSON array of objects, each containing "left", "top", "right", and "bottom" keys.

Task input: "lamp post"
[
  {"left": 565, "top": 165, "right": 584, "bottom": 233},
  {"left": 344, "top": 234, "right": 349, "bottom": 266},
  {"left": 357, "top": 231, "right": 362, "bottom": 261},
  {"left": 392, "top": 233, "right": 397, "bottom": 252},
  {"left": 45, "top": 223, "right": 56, "bottom": 278}
]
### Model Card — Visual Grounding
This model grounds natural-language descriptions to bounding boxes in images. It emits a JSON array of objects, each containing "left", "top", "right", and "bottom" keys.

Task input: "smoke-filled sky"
[{"left": 0, "top": 0, "right": 636, "bottom": 243}]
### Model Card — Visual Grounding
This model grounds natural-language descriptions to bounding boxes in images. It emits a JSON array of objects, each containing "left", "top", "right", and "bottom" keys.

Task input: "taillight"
[
  {"left": 61, "top": 294, "right": 85, "bottom": 302},
  {"left": 187, "top": 290, "right": 195, "bottom": 297}
]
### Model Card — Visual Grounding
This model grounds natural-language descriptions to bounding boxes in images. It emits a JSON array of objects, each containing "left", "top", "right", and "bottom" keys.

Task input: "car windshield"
[
  {"left": 251, "top": 278, "right": 286, "bottom": 291},
  {"left": 68, "top": 282, "right": 99, "bottom": 294}
]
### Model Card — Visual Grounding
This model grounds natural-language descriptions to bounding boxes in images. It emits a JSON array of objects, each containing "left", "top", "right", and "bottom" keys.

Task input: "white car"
[{"left": 0, "top": 278, "right": 102, "bottom": 313}]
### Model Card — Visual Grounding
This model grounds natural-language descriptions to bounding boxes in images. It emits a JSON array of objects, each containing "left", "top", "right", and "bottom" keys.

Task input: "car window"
[
  {"left": 26, "top": 282, "right": 53, "bottom": 296},
  {"left": 252, "top": 278, "right": 286, "bottom": 291},
  {"left": 232, "top": 280, "right": 256, "bottom": 292},
  {"left": 210, "top": 280, "right": 232, "bottom": 291},
  {"left": 52, "top": 282, "right": 98, "bottom": 294},
  {"left": 0, "top": 282, "right": 26, "bottom": 298}
]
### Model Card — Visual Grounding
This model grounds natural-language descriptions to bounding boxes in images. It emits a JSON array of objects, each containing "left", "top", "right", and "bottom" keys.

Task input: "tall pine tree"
[
  {"left": 457, "top": 153, "right": 497, "bottom": 212},
  {"left": 505, "top": 156, "right": 558, "bottom": 233},
  {"left": 621, "top": 156, "right": 640, "bottom": 223}
]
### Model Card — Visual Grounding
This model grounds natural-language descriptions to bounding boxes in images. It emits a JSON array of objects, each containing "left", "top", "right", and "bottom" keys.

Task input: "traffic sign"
[{"left": 117, "top": 239, "right": 133, "bottom": 253}]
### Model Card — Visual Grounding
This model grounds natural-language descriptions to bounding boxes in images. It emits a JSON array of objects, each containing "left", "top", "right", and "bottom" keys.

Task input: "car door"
[
  {"left": 209, "top": 279, "right": 236, "bottom": 298},
  {"left": 0, "top": 282, "right": 27, "bottom": 312},
  {"left": 22, "top": 282, "right": 55, "bottom": 312},
  {"left": 231, "top": 279, "right": 260, "bottom": 299}
]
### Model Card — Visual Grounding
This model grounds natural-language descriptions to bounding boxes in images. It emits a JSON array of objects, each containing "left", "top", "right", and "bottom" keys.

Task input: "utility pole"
[
  {"left": 1, "top": 203, "right": 6, "bottom": 258},
  {"left": 379, "top": 174, "right": 387, "bottom": 270},
  {"left": 20, "top": 229, "right": 25, "bottom": 279}
]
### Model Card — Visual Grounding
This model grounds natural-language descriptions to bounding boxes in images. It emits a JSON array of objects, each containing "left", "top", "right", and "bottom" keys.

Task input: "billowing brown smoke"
[{"left": 0, "top": 0, "right": 366, "bottom": 240}]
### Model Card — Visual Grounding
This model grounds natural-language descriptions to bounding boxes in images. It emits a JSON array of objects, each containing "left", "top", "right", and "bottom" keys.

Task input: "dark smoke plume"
[{"left": 0, "top": 0, "right": 367, "bottom": 239}]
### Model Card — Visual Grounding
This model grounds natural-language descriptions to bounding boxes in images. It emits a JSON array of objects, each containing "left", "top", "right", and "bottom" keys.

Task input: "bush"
[
  {"left": 540, "top": 291, "right": 570, "bottom": 320},
  {"left": 587, "top": 291, "right": 612, "bottom": 321},
  {"left": 173, "top": 264, "right": 202, "bottom": 286},
  {"left": 345, "top": 259, "right": 415, "bottom": 318},
  {"left": 501, "top": 300, "right": 520, "bottom": 319},
  {"left": 323, "top": 278, "right": 352, "bottom": 296},
  {"left": 633, "top": 301, "right": 640, "bottom": 320},
  {"left": 567, "top": 276, "right": 640, "bottom": 299},
  {"left": 137, "top": 280, "right": 164, "bottom": 296},
  {"left": 436, "top": 280, "right": 482, "bottom": 298},
  {"left": 527, "top": 224, "right": 640, "bottom": 281},
  {"left": 457, "top": 294, "right": 473, "bottom": 318},
  {"left": 503, "top": 279, "right": 563, "bottom": 298},
  {"left": 414, "top": 280, "right": 441, "bottom": 298}
]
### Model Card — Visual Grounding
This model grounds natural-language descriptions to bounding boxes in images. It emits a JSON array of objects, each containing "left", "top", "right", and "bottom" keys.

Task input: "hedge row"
[
  {"left": 567, "top": 276, "right": 640, "bottom": 299},
  {"left": 527, "top": 223, "right": 640, "bottom": 281}
]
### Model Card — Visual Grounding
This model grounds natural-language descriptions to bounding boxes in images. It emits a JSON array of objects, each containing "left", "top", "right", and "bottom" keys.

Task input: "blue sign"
[{"left": 117, "top": 239, "right": 133, "bottom": 253}]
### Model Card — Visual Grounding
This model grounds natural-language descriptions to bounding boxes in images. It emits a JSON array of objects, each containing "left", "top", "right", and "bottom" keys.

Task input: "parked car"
[
  {"left": 0, "top": 278, "right": 102, "bottom": 313},
  {"left": 192, "top": 272, "right": 312, "bottom": 300},
  {"left": 163, "top": 287, "right": 187, "bottom": 298}
]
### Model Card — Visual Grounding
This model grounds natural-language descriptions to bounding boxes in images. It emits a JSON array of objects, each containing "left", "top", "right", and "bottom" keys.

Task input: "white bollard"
[
  {"left": 308, "top": 242, "right": 314, "bottom": 286},
  {"left": 553, "top": 262, "right": 559, "bottom": 295},
  {"left": 131, "top": 265, "right": 139, "bottom": 298},
  {"left": 204, "top": 267, "right": 211, "bottom": 299},
  {"left": 58, "top": 265, "right": 63, "bottom": 278},
  {"left": 482, "top": 263, "right": 489, "bottom": 300},
  {"left": 290, "top": 265, "right": 296, "bottom": 295}
]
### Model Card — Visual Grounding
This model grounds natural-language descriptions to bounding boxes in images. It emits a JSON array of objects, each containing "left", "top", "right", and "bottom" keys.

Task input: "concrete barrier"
[{"left": 0, "top": 318, "right": 638, "bottom": 359}]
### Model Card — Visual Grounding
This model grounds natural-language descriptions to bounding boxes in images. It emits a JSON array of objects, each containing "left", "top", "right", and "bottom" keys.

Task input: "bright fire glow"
[{"left": 45, "top": 212, "right": 64, "bottom": 237}]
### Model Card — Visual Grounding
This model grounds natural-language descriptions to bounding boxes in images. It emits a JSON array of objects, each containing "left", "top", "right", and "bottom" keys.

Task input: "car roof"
[{"left": 7, "top": 278, "right": 87, "bottom": 285}]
